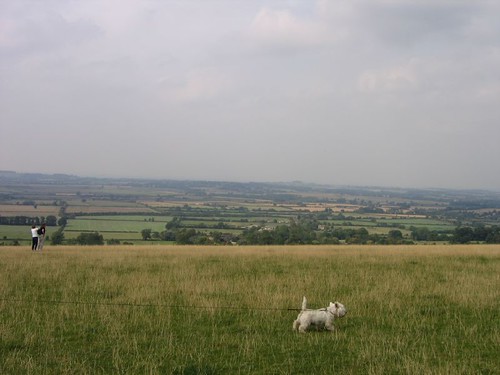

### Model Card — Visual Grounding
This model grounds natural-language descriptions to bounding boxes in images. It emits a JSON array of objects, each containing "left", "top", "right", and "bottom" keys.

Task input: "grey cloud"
[
  {"left": 358, "top": 2, "right": 478, "bottom": 46},
  {"left": 1, "top": 0, "right": 499, "bottom": 190},
  {"left": 0, "top": 7, "right": 102, "bottom": 60}
]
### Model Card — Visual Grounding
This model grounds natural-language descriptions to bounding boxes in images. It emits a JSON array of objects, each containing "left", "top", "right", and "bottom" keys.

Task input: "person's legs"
[
  {"left": 32, "top": 237, "right": 38, "bottom": 250},
  {"left": 38, "top": 236, "right": 45, "bottom": 250}
]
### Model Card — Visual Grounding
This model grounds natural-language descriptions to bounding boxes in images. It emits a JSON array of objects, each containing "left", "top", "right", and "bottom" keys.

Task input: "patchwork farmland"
[{"left": 1, "top": 172, "right": 499, "bottom": 246}]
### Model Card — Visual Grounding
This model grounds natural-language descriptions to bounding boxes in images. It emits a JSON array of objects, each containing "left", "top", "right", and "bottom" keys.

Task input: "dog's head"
[{"left": 328, "top": 302, "right": 347, "bottom": 318}]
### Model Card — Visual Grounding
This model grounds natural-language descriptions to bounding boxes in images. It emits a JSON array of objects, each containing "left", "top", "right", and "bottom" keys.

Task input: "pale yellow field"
[{"left": 0, "top": 204, "right": 60, "bottom": 217}]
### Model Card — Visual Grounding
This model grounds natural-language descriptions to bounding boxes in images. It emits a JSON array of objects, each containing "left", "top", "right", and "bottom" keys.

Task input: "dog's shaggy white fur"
[{"left": 292, "top": 296, "right": 347, "bottom": 333}]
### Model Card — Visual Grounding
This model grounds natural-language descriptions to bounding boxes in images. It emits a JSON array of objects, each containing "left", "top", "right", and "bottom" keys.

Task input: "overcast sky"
[{"left": 1, "top": 0, "right": 499, "bottom": 190}]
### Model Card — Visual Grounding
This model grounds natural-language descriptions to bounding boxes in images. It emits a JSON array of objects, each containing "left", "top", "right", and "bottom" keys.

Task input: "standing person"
[
  {"left": 38, "top": 223, "right": 46, "bottom": 251},
  {"left": 31, "top": 225, "right": 39, "bottom": 251}
]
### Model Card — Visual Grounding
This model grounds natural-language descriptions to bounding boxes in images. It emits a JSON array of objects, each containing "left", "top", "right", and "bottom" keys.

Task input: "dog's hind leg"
[{"left": 298, "top": 323, "right": 308, "bottom": 333}]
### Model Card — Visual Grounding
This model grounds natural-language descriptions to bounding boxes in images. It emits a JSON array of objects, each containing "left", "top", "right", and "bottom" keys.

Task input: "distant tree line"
[
  {"left": 0, "top": 215, "right": 58, "bottom": 226},
  {"left": 43, "top": 223, "right": 500, "bottom": 246},
  {"left": 237, "top": 225, "right": 412, "bottom": 245},
  {"left": 74, "top": 232, "right": 104, "bottom": 245},
  {"left": 141, "top": 217, "right": 416, "bottom": 245},
  {"left": 451, "top": 225, "right": 500, "bottom": 244},
  {"left": 10, "top": 216, "right": 498, "bottom": 246},
  {"left": 56, "top": 231, "right": 104, "bottom": 245},
  {"left": 409, "top": 227, "right": 451, "bottom": 242},
  {"left": 146, "top": 217, "right": 500, "bottom": 245}
]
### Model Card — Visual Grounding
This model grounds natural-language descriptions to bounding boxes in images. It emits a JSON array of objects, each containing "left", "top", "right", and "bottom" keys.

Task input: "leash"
[{"left": 0, "top": 297, "right": 302, "bottom": 312}]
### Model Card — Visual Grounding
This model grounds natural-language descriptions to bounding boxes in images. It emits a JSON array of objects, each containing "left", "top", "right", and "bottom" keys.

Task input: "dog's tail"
[{"left": 301, "top": 296, "right": 307, "bottom": 311}]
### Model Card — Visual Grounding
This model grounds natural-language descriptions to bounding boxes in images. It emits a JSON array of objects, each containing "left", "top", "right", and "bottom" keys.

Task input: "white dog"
[{"left": 292, "top": 296, "right": 347, "bottom": 333}]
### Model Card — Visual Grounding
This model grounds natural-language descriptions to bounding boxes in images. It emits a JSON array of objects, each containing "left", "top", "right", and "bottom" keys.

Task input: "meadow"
[
  {"left": 1, "top": 245, "right": 498, "bottom": 374},
  {"left": 63, "top": 216, "right": 171, "bottom": 242}
]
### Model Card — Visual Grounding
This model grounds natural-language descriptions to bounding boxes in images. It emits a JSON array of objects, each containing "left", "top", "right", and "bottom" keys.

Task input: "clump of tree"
[
  {"left": 141, "top": 229, "right": 152, "bottom": 240},
  {"left": 50, "top": 228, "right": 65, "bottom": 245},
  {"left": 75, "top": 232, "right": 104, "bottom": 245},
  {"left": 451, "top": 225, "right": 500, "bottom": 244},
  {"left": 156, "top": 217, "right": 238, "bottom": 245},
  {"left": 165, "top": 217, "right": 182, "bottom": 230},
  {"left": 175, "top": 228, "right": 209, "bottom": 244},
  {"left": 410, "top": 227, "right": 452, "bottom": 242}
]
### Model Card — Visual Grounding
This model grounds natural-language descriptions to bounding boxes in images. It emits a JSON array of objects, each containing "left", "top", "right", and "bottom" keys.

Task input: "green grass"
[
  {"left": 65, "top": 218, "right": 167, "bottom": 233},
  {"left": 0, "top": 245, "right": 499, "bottom": 374},
  {"left": 63, "top": 231, "right": 143, "bottom": 241},
  {"left": 75, "top": 215, "right": 174, "bottom": 222},
  {"left": 0, "top": 225, "right": 36, "bottom": 246},
  {"left": 63, "top": 217, "right": 172, "bottom": 242},
  {"left": 0, "top": 225, "right": 33, "bottom": 241}
]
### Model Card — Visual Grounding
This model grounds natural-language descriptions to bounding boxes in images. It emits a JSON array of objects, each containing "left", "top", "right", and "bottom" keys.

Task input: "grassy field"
[
  {"left": 0, "top": 245, "right": 499, "bottom": 374},
  {"left": 0, "top": 225, "right": 33, "bottom": 241},
  {"left": 65, "top": 217, "right": 169, "bottom": 233}
]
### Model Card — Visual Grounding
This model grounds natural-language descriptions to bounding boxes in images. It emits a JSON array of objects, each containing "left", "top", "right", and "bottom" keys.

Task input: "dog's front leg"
[{"left": 325, "top": 317, "right": 335, "bottom": 331}]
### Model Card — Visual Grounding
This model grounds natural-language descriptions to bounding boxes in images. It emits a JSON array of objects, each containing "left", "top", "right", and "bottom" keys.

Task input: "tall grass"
[{"left": 1, "top": 245, "right": 499, "bottom": 374}]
